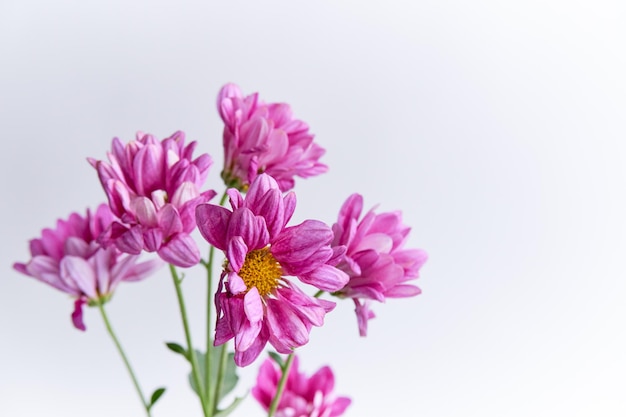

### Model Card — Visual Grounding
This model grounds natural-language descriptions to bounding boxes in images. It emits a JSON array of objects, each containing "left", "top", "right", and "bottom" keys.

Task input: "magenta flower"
[
  {"left": 217, "top": 83, "right": 327, "bottom": 192},
  {"left": 88, "top": 131, "right": 216, "bottom": 267},
  {"left": 13, "top": 205, "right": 161, "bottom": 330},
  {"left": 332, "top": 193, "right": 428, "bottom": 336},
  {"left": 252, "top": 356, "right": 351, "bottom": 417},
  {"left": 196, "top": 174, "right": 348, "bottom": 366}
]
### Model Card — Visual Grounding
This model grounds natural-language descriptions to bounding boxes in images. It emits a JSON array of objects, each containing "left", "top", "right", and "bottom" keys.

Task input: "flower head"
[
  {"left": 217, "top": 83, "right": 327, "bottom": 192},
  {"left": 332, "top": 193, "right": 428, "bottom": 336},
  {"left": 252, "top": 355, "right": 351, "bottom": 417},
  {"left": 196, "top": 174, "right": 348, "bottom": 366},
  {"left": 88, "top": 131, "right": 216, "bottom": 267},
  {"left": 13, "top": 204, "right": 161, "bottom": 330}
]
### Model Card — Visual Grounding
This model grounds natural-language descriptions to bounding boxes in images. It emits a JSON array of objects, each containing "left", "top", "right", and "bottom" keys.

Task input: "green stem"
[
  {"left": 313, "top": 290, "right": 325, "bottom": 298},
  {"left": 268, "top": 353, "right": 296, "bottom": 417},
  {"left": 97, "top": 302, "right": 152, "bottom": 417},
  {"left": 170, "top": 264, "right": 209, "bottom": 416},
  {"left": 212, "top": 343, "right": 229, "bottom": 413},
  {"left": 205, "top": 190, "right": 230, "bottom": 414},
  {"left": 204, "top": 244, "right": 217, "bottom": 415}
]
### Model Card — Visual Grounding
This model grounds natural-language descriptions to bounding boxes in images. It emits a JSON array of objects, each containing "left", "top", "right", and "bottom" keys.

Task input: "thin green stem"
[
  {"left": 204, "top": 243, "right": 217, "bottom": 415},
  {"left": 313, "top": 290, "right": 325, "bottom": 298},
  {"left": 212, "top": 343, "right": 229, "bottom": 413},
  {"left": 268, "top": 353, "right": 296, "bottom": 417},
  {"left": 97, "top": 302, "right": 152, "bottom": 417},
  {"left": 170, "top": 264, "right": 209, "bottom": 416},
  {"left": 204, "top": 190, "right": 230, "bottom": 415}
]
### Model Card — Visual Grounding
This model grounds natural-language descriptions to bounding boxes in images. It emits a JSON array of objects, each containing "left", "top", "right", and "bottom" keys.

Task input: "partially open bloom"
[
  {"left": 13, "top": 205, "right": 161, "bottom": 330},
  {"left": 332, "top": 193, "right": 428, "bottom": 336},
  {"left": 89, "top": 131, "right": 216, "bottom": 267},
  {"left": 217, "top": 83, "right": 327, "bottom": 192},
  {"left": 252, "top": 356, "right": 351, "bottom": 417},
  {"left": 196, "top": 174, "right": 348, "bottom": 366}
]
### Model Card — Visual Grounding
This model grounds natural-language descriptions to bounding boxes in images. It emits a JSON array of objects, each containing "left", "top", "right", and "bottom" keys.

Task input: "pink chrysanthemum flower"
[
  {"left": 13, "top": 205, "right": 161, "bottom": 330},
  {"left": 195, "top": 174, "right": 348, "bottom": 366},
  {"left": 88, "top": 131, "right": 216, "bottom": 267},
  {"left": 217, "top": 83, "right": 327, "bottom": 192},
  {"left": 332, "top": 193, "right": 428, "bottom": 336},
  {"left": 252, "top": 356, "right": 351, "bottom": 417}
]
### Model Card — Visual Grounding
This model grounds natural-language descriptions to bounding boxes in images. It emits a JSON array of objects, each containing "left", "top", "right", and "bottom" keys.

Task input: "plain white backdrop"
[{"left": 1, "top": 1, "right": 625, "bottom": 416}]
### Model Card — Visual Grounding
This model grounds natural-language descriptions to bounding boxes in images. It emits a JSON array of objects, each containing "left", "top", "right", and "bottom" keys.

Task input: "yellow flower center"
[{"left": 238, "top": 247, "right": 282, "bottom": 296}]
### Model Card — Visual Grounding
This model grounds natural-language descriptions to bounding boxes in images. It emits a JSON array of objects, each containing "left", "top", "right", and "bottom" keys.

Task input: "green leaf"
[
  {"left": 188, "top": 347, "right": 239, "bottom": 404},
  {"left": 214, "top": 394, "right": 247, "bottom": 417},
  {"left": 268, "top": 351, "right": 284, "bottom": 367},
  {"left": 165, "top": 342, "right": 187, "bottom": 358},
  {"left": 148, "top": 387, "right": 166, "bottom": 410}
]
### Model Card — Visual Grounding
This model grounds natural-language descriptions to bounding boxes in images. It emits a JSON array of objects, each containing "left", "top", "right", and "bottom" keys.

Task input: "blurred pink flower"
[
  {"left": 252, "top": 356, "right": 351, "bottom": 417},
  {"left": 332, "top": 193, "right": 428, "bottom": 336},
  {"left": 217, "top": 83, "right": 327, "bottom": 192},
  {"left": 89, "top": 131, "right": 216, "bottom": 267},
  {"left": 13, "top": 205, "right": 161, "bottom": 330},
  {"left": 196, "top": 174, "right": 348, "bottom": 366}
]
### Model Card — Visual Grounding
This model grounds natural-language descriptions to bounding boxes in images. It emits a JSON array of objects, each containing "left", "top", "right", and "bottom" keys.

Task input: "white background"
[{"left": 1, "top": 1, "right": 625, "bottom": 416}]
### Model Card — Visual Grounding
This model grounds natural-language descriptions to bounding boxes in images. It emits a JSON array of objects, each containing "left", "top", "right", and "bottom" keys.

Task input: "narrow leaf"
[
  {"left": 268, "top": 351, "right": 284, "bottom": 367},
  {"left": 165, "top": 342, "right": 187, "bottom": 358},
  {"left": 148, "top": 387, "right": 166, "bottom": 410}
]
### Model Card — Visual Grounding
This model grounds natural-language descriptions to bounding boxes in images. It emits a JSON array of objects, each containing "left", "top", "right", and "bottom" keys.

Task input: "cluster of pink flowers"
[{"left": 13, "top": 83, "right": 427, "bottom": 417}]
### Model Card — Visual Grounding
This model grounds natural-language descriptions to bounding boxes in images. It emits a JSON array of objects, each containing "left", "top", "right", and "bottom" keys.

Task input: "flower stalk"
[
  {"left": 204, "top": 191, "right": 229, "bottom": 414},
  {"left": 97, "top": 301, "right": 152, "bottom": 417},
  {"left": 170, "top": 264, "right": 209, "bottom": 416},
  {"left": 267, "top": 353, "right": 295, "bottom": 417}
]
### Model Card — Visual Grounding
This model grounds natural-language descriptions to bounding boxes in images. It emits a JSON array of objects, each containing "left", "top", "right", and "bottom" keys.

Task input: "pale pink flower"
[
  {"left": 332, "top": 193, "right": 428, "bottom": 336},
  {"left": 217, "top": 83, "right": 327, "bottom": 192},
  {"left": 13, "top": 205, "right": 161, "bottom": 330},
  {"left": 88, "top": 131, "right": 216, "bottom": 267},
  {"left": 196, "top": 174, "right": 348, "bottom": 366},
  {"left": 252, "top": 356, "right": 351, "bottom": 417}
]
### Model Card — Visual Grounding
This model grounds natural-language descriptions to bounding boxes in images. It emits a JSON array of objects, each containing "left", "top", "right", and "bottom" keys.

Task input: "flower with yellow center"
[{"left": 196, "top": 174, "right": 349, "bottom": 366}]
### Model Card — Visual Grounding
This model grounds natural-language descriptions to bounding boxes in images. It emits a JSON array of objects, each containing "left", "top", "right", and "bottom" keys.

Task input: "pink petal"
[
  {"left": 133, "top": 144, "right": 164, "bottom": 196},
  {"left": 130, "top": 196, "right": 158, "bottom": 227},
  {"left": 71, "top": 297, "right": 87, "bottom": 331},
  {"left": 196, "top": 204, "right": 231, "bottom": 250},
  {"left": 60, "top": 256, "right": 97, "bottom": 299},
  {"left": 272, "top": 220, "right": 333, "bottom": 264},
  {"left": 227, "top": 271, "right": 247, "bottom": 295},
  {"left": 329, "top": 397, "right": 352, "bottom": 417},
  {"left": 157, "top": 234, "right": 200, "bottom": 267},
  {"left": 227, "top": 207, "right": 268, "bottom": 250},
  {"left": 298, "top": 265, "right": 348, "bottom": 292},
  {"left": 282, "top": 192, "right": 297, "bottom": 226},
  {"left": 255, "top": 188, "right": 283, "bottom": 230},
  {"left": 245, "top": 173, "right": 279, "bottom": 210},
  {"left": 354, "top": 299, "right": 376, "bottom": 337},
  {"left": 244, "top": 287, "right": 264, "bottom": 323},
  {"left": 227, "top": 236, "right": 248, "bottom": 272},
  {"left": 142, "top": 228, "right": 163, "bottom": 252},
  {"left": 234, "top": 324, "right": 269, "bottom": 367},
  {"left": 353, "top": 233, "right": 394, "bottom": 254},
  {"left": 112, "top": 224, "right": 143, "bottom": 255},
  {"left": 384, "top": 284, "right": 422, "bottom": 298},
  {"left": 158, "top": 204, "right": 183, "bottom": 238},
  {"left": 227, "top": 188, "right": 244, "bottom": 210}
]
